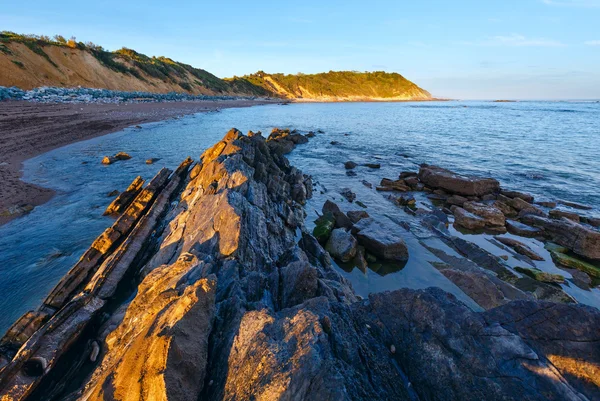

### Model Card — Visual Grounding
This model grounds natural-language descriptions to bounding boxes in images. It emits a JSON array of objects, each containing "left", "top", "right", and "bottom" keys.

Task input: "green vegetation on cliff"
[
  {"left": 230, "top": 70, "right": 432, "bottom": 100},
  {"left": 1, "top": 31, "right": 430, "bottom": 100}
]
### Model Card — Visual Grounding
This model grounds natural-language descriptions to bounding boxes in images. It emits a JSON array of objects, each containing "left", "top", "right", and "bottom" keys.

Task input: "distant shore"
[{"left": 0, "top": 99, "right": 278, "bottom": 226}]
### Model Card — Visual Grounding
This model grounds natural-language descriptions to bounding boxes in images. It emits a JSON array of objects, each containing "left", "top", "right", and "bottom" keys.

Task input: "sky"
[{"left": 1, "top": 0, "right": 600, "bottom": 99}]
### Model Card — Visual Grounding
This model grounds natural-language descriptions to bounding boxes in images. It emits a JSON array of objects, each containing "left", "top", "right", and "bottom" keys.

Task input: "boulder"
[
  {"left": 344, "top": 161, "right": 357, "bottom": 169},
  {"left": 452, "top": 206, "right": 486, "bottom": 230},
  {"left": 521, "top": 215, "right": 600, "bottom": 260},
  {"left": 322, "top": 200, "right": 353, "bottom": 229},
  {"left": 353, "top": 218, "right": 409, "bottom": 261},
  {"left": 115, "top": 152, "right": 131, "bottom": 160},
  {"left": 463, "top": 201, "right": 506, "bottom": 228},
  {"left": 325, "top": 228, "right": 358, "bottom": 262},
  {"left": 418, "top": 165, "right": 499, "bottom": 196}
]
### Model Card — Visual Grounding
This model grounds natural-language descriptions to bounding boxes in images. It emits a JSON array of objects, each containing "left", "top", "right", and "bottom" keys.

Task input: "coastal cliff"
[
  {"left": 0, "top": 32, "right": 431, "bottom": 101},
  {"left": 0, "top": 129, "right": 598, "bottom": 400},
  {"left": 230, "top": 70, "right": 432, "bottom": 101}
]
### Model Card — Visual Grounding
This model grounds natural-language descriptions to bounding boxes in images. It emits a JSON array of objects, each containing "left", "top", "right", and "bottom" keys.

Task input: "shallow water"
[{"left": 1, "top": 101, "right": 599, "bottom": 332}]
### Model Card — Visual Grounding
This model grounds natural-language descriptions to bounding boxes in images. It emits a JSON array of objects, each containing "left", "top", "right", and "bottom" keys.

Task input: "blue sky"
[{"left": 2, "top": 0, "right": 599, "bottom": 99}]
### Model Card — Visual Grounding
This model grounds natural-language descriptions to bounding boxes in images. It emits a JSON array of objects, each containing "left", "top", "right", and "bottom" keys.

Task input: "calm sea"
[{"left": 1, "top": 101, "right": 599, "bottom": 332}]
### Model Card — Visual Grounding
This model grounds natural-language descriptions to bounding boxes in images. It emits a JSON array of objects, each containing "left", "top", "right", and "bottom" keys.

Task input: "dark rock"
[
  {"left": 344, "top": 161, "right": 357, "bottom": 169},
  {"left": 145, "top": 157, "right": 161, "bottom": 164},
  {"left": 345, "top": 170, "right": 357, "bottom": 177},
  {"left": 418, "top": 165, "right": 500, "bottom": 196},
  {"left": 558, "top": 199, "right": 593, "bottom": 210},
  {"left": 339, "top": 188, "right": 356, "bottom": 202},
  {"left": 399, "top": 171, "right": 417, "bottom": 179},
  {"left": 346, "top": 210, "right": 369, "bottom": 224},
  {"left": 363, "top": 163, "right": 381, "bottom": 169},
  {"left": 361, "top": 180, "right": 372, "bottom": 189},
  {"left": 330, "top": 140, "right": 341, "bottom": 145},
  {"left": 484, "top": 301, "right": 600, "bottom": 400},
  {"left": 323, "top": 200, "right": 353, "bottom": 229},
  {"left": 353, "top": 218, "right": 408, "bottom": 261},
  {"left": 404, "top": 176, "right": 419, "bottom": 187},
  {"left": 107, "top": 190, "right": 119, "bottom": 197}
]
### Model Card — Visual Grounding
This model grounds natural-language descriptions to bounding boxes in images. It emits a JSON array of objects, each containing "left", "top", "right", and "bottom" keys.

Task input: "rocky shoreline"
[{"left": 0, "top": 129, "right": 599, "bottom": 400}]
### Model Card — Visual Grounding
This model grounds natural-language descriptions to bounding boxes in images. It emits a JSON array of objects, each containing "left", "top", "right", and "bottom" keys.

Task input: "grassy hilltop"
[{"left": 0, "top": 31, "right": 430, "bottom": 101}]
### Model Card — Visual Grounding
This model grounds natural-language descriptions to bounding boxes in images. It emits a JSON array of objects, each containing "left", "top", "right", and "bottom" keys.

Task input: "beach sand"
[{"left": 0, "top": 99, "right": 277, "bottom": 226}]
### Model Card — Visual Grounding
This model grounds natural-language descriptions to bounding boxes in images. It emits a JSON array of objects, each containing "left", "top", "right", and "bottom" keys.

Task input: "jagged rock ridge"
[{"left": 0, "top": 129, "right": 598, "bottom": 400}]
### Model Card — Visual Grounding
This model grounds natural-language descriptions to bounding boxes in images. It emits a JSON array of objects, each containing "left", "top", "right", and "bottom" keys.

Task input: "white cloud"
[
  {"left": 541, "top": 0, "right": 600, "bottom": 7},
  {"left": 584, "top": 40, "right": 600, "bottom": 45}
]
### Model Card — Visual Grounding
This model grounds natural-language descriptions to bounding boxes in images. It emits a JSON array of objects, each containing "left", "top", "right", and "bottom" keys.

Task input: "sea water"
[{"left": 1, "top": 100, "right": 599, "bottom": 332}]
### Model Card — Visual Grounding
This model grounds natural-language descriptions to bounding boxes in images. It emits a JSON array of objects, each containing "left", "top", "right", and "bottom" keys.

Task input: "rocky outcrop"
[
  {"left": 1, "top": 130, "right": 598, "bottom": 401},
  {"left": 103, "top": 176, "right": 144, "bottom": 215},
  {"left": 418, "top": 165, "right": 500, "bottom": 196},
  {"left": 521, "top": 215, "right": 600, "bottom": 260}
]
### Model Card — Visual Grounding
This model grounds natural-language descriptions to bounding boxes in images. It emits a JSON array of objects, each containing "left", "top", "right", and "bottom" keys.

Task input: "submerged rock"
[
  {"left": 494, "top": 236, "right": 544, "bottom": 261},
  {"left": 514, "top": 266, "right": 565, "bottom": 284},
  {"left": 344, "top": 161, "right": 357, "bottom": 169}
]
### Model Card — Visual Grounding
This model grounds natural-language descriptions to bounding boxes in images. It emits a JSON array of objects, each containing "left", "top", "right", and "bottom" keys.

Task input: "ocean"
[{"left": 1, "top": 100, "right": 599, "bottom": 332}]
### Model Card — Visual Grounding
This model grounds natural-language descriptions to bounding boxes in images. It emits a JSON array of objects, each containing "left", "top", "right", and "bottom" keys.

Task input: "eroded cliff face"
[{"left": 0, "top": 129, "right": 599, "bottom": 401}]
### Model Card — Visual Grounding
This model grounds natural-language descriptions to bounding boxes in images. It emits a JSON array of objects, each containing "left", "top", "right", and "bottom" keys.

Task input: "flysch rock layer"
[{"left": 0, "top": 129, "right": 599, "bottom": 401}]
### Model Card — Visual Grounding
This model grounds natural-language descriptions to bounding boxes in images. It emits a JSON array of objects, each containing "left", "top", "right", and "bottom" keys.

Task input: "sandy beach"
[{"left": 0, "top": 99, "right": 277, "bottom": 226}]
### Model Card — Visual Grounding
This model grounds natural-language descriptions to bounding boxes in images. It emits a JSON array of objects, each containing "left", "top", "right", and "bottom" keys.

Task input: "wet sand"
[{"left": 0, "top": 99, "right": 277, "bottom": 226}]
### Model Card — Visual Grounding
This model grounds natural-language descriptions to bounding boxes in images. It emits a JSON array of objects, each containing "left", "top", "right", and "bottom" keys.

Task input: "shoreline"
[{"left": 0, "top": 99, "right": 279, "bottom": 226}]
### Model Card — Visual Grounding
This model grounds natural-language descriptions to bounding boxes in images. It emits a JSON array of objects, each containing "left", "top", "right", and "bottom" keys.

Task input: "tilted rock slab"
[{"left": 418, "top": 164, "right": 500, "bottom": 196}]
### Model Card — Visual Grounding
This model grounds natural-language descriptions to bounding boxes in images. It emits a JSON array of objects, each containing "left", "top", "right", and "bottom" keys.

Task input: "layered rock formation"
[{"left": 1, "top": 131, "right": 599, "bottom": 400}]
